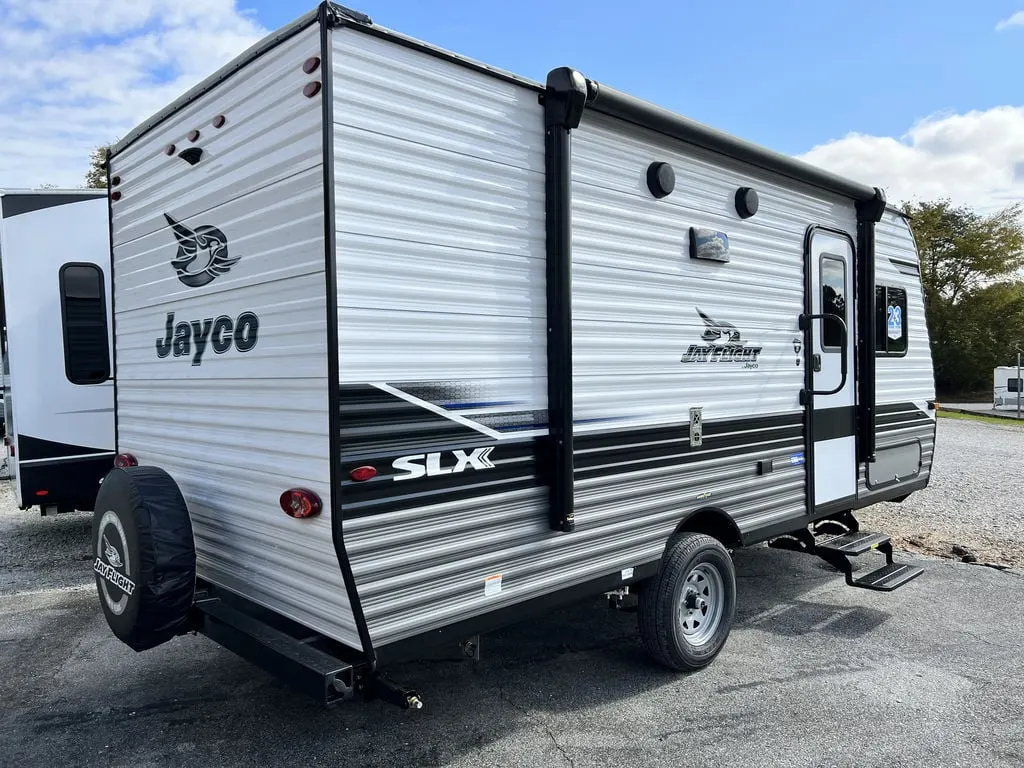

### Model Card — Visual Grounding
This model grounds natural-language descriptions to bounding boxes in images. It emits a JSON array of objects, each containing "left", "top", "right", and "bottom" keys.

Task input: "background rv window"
[
  {"left": 875, "top": 286, "right": 908, "bottom": 356},
  {"left": 820, "top": 256, "right": 847, "bottom": 350},
  {"left": 59, "top": 264, "right": 110, "bottom": 384},
  {"left": 1010, "top": 378, "right": 1023, "bottom": 393}
]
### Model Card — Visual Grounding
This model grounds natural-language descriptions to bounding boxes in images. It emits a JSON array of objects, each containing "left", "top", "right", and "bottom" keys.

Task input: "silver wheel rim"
[{"left": 677, "top": 562, "right": 725, "bottom": 646}]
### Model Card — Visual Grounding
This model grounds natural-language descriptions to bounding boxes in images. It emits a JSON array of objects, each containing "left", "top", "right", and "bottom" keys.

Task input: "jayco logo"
[
  {"left": 681, "top": 308, "right": 763, "bottom": 368},
  {"left": 156, "top": 214, "right": 260, "bottom": 364},
  {"left": 165, "top": 213, "right": 240, "bottom": 287},
  {"left": 156, "top": 312, "right": 259, "bottom": 366}
]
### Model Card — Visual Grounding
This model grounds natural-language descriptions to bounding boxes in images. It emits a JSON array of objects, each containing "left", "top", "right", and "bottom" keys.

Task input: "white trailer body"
[
  {"left": 96, "top": 4, "right": 936, "bottom": 703},
  {"left": 0, "top": 190, "right": 114, "bottom": 512},
  {"left": 993, "top": 366, "right": 1023, "bottom": 409}
]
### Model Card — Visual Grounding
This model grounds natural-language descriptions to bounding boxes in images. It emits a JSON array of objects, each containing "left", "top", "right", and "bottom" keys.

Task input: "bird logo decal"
[
  {"left": 164, "top": 213, "right": 240, "bottom": 288},
  {"left": 103, "top": 534, "right": 123, "bottom": 569},
  {"left": 697, "top": 308, "right": 742, "bottom": 344}
]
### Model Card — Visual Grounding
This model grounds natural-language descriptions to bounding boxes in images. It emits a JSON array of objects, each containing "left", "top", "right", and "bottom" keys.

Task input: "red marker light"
[
  {"left": 350, "top": 466, "right": 377, "bottom": 482},
  {"left": 114, "top": 453, "right": 138, "bottom": 469},
  {"left": 35, "top": 490, "right": 49, "bottom": 497},
  {"left": 302, "top": 81, "right": 321, "bottom": 98},
  {"left": 280, "top": 488, "right": 322, "bottom": 519},
  {"left": 212, "top": 115, "right": 226, "bottom": 128}
]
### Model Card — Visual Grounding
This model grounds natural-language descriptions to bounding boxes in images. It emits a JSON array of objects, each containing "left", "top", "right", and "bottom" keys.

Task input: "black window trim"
[
  {"left": 819, "top": 252, "right": 848, "bottom": 353},
  {"left": 58, "top": 261, "right": 111, "bottom": 385},
  {"left": 875, "top": 284, "right": 908, "bottom": 358}
]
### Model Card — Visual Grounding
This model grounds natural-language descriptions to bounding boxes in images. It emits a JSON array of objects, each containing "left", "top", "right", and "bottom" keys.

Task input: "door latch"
[{"left": 812, "top": 353, "right": 822, "bottom": 372}]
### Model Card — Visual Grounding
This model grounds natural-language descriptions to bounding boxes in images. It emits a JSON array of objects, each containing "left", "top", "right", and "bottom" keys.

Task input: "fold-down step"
[
  {"left": 851, "top": 562, "right": 924, "bottom": 591},
  {"left": 817, "top": 531, "right": 891, "bottom": 556}
]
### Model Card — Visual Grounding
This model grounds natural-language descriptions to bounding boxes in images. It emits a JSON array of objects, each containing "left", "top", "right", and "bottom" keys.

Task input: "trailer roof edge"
[{"left": 581, "top": 78, "right": 879, "bottom": 203}]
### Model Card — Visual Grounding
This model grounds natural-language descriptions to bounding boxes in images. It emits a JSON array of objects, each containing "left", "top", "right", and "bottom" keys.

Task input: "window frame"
[
  {"left": 58, "top": 262, "right": 111, "bottom": 385},
  {"left": 875, "top": 284, "right": 909, "bottom": 358},
  {"left": 819, "top": 253, "right": 848, "bottom": 353}
]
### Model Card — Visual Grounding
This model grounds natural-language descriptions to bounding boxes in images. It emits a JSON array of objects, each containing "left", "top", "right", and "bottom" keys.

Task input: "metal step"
[
  {"left": 816, "top": 531, "right": 890, "bottom": 556},
  {"left": 851, "top": 562, "right": 924, "bottom": 591}
]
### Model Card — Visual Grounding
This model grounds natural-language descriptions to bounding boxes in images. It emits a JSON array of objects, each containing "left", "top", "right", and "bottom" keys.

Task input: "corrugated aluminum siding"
[
  {"left": 331, "top": 28, "right": 857, "bottom": 648},
  {"left": 858, "top": 211, "right": 936, "bottom": 499},
  {"left": 110, "top": 24, "right": 360, "bottom": 649}
]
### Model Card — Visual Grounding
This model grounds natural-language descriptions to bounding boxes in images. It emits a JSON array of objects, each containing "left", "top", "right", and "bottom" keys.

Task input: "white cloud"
[
  {"left": 0, "top": 0, "right": 265, "bottom": 189},
  {"left": 996, "top": 11, "right": 1024, "bottom": 30},
  {"left": 799, "top": 106, "right": 1024, "bottom": 212}
]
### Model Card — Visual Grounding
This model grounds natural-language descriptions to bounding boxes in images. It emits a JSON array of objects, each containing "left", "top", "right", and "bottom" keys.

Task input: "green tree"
[
  {"left": 85, "top": 145, "right": 110, "bottom": 188},
  {"left": 902, "top": 199, "right": 1024, "bottom": 395}
]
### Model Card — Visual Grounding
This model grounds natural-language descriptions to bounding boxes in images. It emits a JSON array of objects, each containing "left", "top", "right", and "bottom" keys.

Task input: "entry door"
[{"left": 806, "top": 229, "right": 857, "bottom": 508}]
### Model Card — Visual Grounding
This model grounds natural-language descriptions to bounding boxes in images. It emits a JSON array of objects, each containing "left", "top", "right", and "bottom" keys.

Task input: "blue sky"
[
  {"left": 0, "top": 0, "right": 1022, "bottom": 208},
  {"left": 243, "top": 0, "right": 1024, "bottom": 155}
]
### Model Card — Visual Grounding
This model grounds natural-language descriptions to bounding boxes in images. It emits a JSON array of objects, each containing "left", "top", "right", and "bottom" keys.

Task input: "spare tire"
[{"left": 92, "top": 466, "right": 196, "bottom": 651}]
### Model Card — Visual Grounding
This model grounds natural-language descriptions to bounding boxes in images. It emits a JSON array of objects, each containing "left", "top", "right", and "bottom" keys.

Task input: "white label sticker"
[
  {"left": 621, "top": 567, "right": 635, "bottom": 580},
  {"left": 484, "top": 573, "right": 502, "bottom": 596}
]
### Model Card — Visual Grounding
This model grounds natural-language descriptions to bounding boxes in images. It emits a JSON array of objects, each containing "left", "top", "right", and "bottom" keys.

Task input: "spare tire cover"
[{"left": 92, "top": 466, "right": 196, "bottom": 651}]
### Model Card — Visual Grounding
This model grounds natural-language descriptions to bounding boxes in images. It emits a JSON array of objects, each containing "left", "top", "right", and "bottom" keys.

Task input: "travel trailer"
[
  {"left": 92, "top": 3, "right": 936, "bottom": 707},
  {"left": 993, "top": 366, "right": 1023, "bottom": 411},
  {"left": 0, "top": 190, "right": 114, "bottom": 513}
]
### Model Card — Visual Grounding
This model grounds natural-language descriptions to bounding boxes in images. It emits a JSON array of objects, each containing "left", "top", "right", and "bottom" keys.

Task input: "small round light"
[
  {"left": 212, "top": 115, "right": 226, "bottom": 129},
  {"left": 350, "top": 466, "right": 377, "bottom": 482},
  {"left": 188, "top": 129, "right": 200, "bottom": 142},
  {"left": 111, "top": 175, "right": 121, "bottom": 186},
  {"left": 114, "top": 453, "right": 138, "bottom": 469},
  {"left": 164, "top": 144, "right": 176, "bottom": 156},
  {"left": 735, "top": 187, "right": 759, "bottom": 219},
  {"left": 111, "top": 190, "right": 122, "bottom": 201},
  {"left": 646, "top": 161, "right": 675, "bottom": 199},
  {"left": 302, "top": 56, "right": 321, "bottom": 74},
  {"left": 280, "top": 488, "right": 322, "bottom": 519},
  {"left": 303, "top": 81, "right": 322, "bottom": 98}
]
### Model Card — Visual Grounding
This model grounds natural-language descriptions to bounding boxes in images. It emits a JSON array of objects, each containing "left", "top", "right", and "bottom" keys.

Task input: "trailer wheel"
[
  {"left": 92, "top": 466, "right": 196, "bottom": 652},
  {"left": 638, "top": 532, "right": 736, "bottom": 671}
]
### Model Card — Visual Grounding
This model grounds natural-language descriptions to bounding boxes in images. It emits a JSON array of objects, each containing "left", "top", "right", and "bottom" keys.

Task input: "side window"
[
  {"left": 875, "top": 285, "right": 908, "bottom": 357},
  {"left": 820, "top": 255, "right": 847, "bottom": 351},
  {"left": 59, "top": 264, "right": 110, "bottom": 385},
  {"left": 1009, "top": 378, "right": 1022, "bottom": 393}
]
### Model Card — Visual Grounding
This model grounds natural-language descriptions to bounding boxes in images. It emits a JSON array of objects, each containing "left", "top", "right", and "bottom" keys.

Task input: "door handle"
[
  {"left": 812, "top": 353, "right": 821, "bottom": 372},
  {"left": 798, "top": 312, "right": 848, "bottom": 401}
]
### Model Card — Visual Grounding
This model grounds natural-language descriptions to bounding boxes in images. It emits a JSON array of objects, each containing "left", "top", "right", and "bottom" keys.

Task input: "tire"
[
  {"left": 92, "top": 466, "right": 196, "bottom": 652},
  {"left": 638, "top": 532, "right": 736, "bottom": 671}
]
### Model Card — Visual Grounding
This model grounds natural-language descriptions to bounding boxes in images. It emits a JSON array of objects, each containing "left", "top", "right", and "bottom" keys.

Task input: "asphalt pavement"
[{"left": 2, "top": 505, "right": 1023, "bottom": 768}]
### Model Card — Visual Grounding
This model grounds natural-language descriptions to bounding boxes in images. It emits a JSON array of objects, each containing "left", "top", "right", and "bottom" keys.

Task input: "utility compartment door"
[{"left": 806, "top": 229, "right": 857, "bottom": 508}]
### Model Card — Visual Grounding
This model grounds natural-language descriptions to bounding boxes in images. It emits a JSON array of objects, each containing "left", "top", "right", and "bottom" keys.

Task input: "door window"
[{"left": 820, "top": 255, "right": 847, "bottom": 351}]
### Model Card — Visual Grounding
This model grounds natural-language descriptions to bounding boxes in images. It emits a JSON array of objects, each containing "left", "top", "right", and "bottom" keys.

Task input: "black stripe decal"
[
  {"left": 18, "top": 455, "right": 110, "bottom": 509},
  {"left": 1, "top": 192, "right": 104, "bottom": 218},
  {"left": 16, "top": 434, "right": 113, "bottom": 462},
  {"left": 812, "top": 406, "right": 855, "bottom": 442},
  {"left": 341, "top": 405, "right": 805, "bottom": 519}
]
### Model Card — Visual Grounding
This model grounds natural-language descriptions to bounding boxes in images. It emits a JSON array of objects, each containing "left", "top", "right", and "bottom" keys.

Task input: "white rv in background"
[
  {"left": 0, "top": 189, "right": 115, "bottom": 513},
  {"left": 993, "top": 366, "right": 1023, "bottom": 410},
  {"left": 91, "top": 3, "right": 935, "bottom": 708}
]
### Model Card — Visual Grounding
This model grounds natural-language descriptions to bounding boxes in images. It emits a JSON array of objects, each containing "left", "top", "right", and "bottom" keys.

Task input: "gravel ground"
[
  {"left": 860, "top": 417, "right": 1024, "bottom": 568},
  {"left": 2, "top": 418, "right": 1024, "bottom": 766}
]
